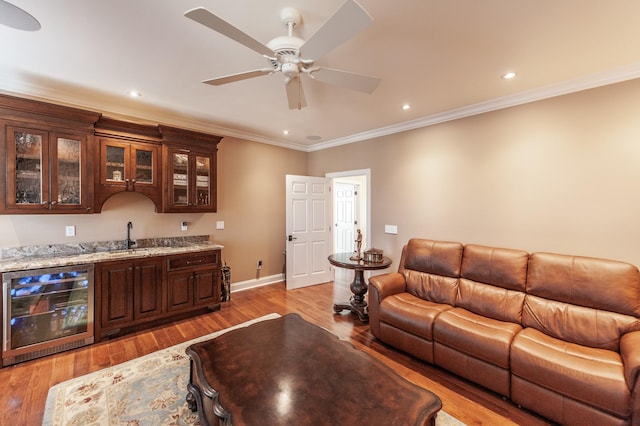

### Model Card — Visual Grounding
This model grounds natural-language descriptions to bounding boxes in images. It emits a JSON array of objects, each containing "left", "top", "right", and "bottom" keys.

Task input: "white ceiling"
[{"left": 1, "top": 0, "right": 640, "bottom": 151}]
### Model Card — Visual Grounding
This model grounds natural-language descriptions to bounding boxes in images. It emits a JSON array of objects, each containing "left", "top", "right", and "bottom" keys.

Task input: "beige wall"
[
  {"left": 4, "top": 78, "right": 640, "bottom": 282},
  {"left": 310, "top": 78, "right": 640, "bottom": 268},
  {"left": 0, "top": 136, "right": 307, "bottom": 283}
]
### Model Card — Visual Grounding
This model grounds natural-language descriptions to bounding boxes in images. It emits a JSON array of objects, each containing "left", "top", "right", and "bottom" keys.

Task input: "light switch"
[
  {"left": 216, "top": 221, "right": 225, "bottom": 230},
  {"left": 181, "top": 221, "right": 188, "bottom": 231},
  {"left": 384, "top": 224, "right": 398, "bottom": 235}
]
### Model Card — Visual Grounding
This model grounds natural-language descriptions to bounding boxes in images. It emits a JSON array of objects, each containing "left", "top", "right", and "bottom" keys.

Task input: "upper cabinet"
[
  {"left": 0, "top": 95, "right": 100, "bottom": 214},
  {"left": 160, "top": 126, "right": 222, "bottom": 213},
  {"left": 0, "top": 96, "right": 223, "bottom": 214},
  {"left": 94, "top": 118, "right": 162, "bottom": 212}
]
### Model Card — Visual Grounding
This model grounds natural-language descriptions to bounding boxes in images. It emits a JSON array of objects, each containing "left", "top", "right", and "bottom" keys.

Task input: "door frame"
[{"left": 326, "top": 169, "right": 371, "bottom": 255}]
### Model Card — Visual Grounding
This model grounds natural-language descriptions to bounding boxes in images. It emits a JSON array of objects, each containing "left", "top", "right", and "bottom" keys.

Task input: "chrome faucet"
[{"left": 125, "top": 221, "right": 136, "bottom": 249}]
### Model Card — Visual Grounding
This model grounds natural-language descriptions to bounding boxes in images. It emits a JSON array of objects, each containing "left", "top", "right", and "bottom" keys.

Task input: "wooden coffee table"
[{"left": 186, "top": 313, "right": 441, "bottom": 425}]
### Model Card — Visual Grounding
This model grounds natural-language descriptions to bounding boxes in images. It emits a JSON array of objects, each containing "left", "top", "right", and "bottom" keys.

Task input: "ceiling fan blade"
[
  {"left": 203, "top": 69, "right": 273, "bottom": 86},
  {"left": 301, "top": 0, "right": 373, "bottom": 60},
  {"left": 310, "top": 67, "right": 380, "bottom": 93},
  {"left": 0, "top": 0, "right": 40, "bottom": 31},
  {"left": 185, "top": 7, "right": 274, "bottom": 58},
  {"left": 285, "top": 77, "right": 307, "bottom": 110}
]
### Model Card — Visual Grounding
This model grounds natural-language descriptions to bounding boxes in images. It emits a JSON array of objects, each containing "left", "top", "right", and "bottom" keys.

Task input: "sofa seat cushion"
[
  {"left": 434, "top": 308, "right": 522, "bottom": 369},
  {"left": 379, "top": 293, "right": 452, "bottom": 340},
  {"left": 511, "top": 327, "right": 630, "bottom": 418}
]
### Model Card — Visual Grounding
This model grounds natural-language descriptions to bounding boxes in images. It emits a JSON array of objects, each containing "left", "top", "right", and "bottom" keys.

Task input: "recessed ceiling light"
[
  {"left": 283, "top": 130, "right": 289, "bottom": 135},
  {"left": 502, "top": 72, "right": 516, "bottom": 80},
  {"left": 402, "top": 104, "right": 411, "bottom": 110},
  {"left": 306, "top": 135, "right": 322, "bottom": 141},
  {"left": 128, "top": 90, "right": 142, "bottom": 97}
]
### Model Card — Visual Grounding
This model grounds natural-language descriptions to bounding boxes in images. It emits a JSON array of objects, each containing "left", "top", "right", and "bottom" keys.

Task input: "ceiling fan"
[
  {"left": 0, "top": 0, "right": 40, "bottom": 31},
  {"left": 184, "top": 0, "right": 381, "bottom": 110}
]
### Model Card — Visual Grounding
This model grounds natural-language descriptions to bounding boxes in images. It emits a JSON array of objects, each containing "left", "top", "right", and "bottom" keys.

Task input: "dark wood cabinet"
[
  {"left": 1, "top": 96, "right": 223, "bottom": 215},
  {"left": 0, "top": 95, "right": 99, "bottom": 214},
  {"left": 160, "top": 126, "right": 222, "bottom": 213},
  {"left": 96, "top": 257, "right": 163, "bottom": 337},
  {"left": 95, "top": 250, "right": 221, "bottom": 340},
  {"left": 94, "top": 118, "right": 162, "bottom": 212},
  {"left": 166, "top": 251, "right": 221, "bottom": 312}
]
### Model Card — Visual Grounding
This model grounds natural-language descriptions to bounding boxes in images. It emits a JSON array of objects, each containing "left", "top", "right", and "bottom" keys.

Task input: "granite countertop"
[{"left": 0, "top": 236, "right": 223, "bottom": 273}]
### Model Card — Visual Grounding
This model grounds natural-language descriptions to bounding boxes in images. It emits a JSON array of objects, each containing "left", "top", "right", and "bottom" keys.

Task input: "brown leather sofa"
[{"left": 368, "top": 238, "right": 640, "bottom": 425}]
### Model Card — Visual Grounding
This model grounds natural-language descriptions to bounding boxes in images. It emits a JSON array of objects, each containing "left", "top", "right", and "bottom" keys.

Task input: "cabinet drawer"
[{"left": 167, "top": 251, "right": 219, "bottom": 271}]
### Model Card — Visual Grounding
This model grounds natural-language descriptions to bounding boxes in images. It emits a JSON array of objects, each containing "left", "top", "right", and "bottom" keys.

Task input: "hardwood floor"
[{"left": 0, "top": 279, "right": 551, "bottom": 426}]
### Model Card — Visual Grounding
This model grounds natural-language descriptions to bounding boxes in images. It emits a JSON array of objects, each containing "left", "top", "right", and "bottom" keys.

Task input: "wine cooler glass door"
[{"left": 2, "top": 264, "right": 94, "bottom": 365}]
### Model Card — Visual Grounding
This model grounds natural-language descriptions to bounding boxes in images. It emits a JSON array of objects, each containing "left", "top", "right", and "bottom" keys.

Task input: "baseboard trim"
[{"left": 230, "top": 273, "right": 285, "bottom": 293}]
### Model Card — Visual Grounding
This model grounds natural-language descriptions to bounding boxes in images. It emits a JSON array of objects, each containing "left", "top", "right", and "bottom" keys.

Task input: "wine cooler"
[{"left": 2, "top": 264, "right": 94, "bottom": 366}]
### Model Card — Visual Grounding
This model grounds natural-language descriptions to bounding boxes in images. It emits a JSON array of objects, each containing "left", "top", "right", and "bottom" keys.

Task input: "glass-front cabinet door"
[
  {"left": 165, "top": 147, "right": 215, "bottom": 212},
  {"left": 104, "top": 142, "right": 127, "bottom": 185},
  {"left": 53, "top": 137, "right": 83, "bottom": 207},
  {"left": 10, "top": 127, "right": 48, "bottom": 207},
  {"left": 99, "top": 139, "right": 158, "bottom": 190},
  {"left": 195, "top": 155, "right": 211, "bottom": 207},
  {"left": 134, "top": 146, "right": 154, "bottom": 186},
  {"left": 5, "top": 126, "right": 89, "bottom": 212},
  {"left": 171, "top": 151, "right": 189, "bottom": 207},
  {"left": 95, "top": 137, "right": 161, "bottom": 213}
]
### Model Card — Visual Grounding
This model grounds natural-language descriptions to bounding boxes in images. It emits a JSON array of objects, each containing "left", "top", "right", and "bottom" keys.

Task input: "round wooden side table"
[{"left": 328, "top": 252, "right": 392, "bottom": 322}]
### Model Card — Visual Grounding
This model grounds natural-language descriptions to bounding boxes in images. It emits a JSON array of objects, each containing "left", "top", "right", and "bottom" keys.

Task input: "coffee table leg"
[
  {"left": 333, "top": 270, "right": 369, "bottom": 322},
  {"left": 186, "top": 390, "right": 197, "bottom": 412}
]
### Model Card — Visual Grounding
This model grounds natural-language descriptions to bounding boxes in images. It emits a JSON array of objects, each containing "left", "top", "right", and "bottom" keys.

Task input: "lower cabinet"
[
  {"left": 167, "top": 251, "right": 221, "bottom": 313},
  {"left": 97, "top": 257, "right": 163, "bottom": 338},
  {"left": 95, "top": 250, "right": 221, "bottom": 340}
]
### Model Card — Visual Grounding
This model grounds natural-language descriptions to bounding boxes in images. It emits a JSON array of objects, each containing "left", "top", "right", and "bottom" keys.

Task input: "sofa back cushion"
[
  {"left": 527, "top": 252, "right": 640, "bottom": 317},
  {"left": 522, "top": 295, "right": 640, "bottom": 351},
  {"left": 402, "top": 239, "right": 463, "bottom": 306},
  {"left": 457, "top": 279, "right": 526, "bottom": 323},
  {"left": 524, "top": 252, "right": 640, "bottom": 350},
  {"left": 457, "top": 244, "right": 529, "bottom": 323},
  {"left": 402, "top": 238, "right": 463, "bottom": 277}
]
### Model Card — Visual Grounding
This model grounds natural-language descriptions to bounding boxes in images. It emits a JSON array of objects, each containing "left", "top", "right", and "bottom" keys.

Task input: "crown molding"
[
  {"left": 4, "top": 63, "right": 640, "bottom": 153},
  {"left": 307, "top": 62, "right": 640, "bottom": 152}
]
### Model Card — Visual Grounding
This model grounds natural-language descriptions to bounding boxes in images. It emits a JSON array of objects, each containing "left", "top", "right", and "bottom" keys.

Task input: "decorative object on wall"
[{"left": 184, "top": 0, "right": 381, "bottom": 110}]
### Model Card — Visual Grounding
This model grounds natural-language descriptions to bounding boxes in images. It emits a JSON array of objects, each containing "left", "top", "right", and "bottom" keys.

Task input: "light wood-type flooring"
[{"left": 0, "top": 278, "right": 552, "bottom": 425}]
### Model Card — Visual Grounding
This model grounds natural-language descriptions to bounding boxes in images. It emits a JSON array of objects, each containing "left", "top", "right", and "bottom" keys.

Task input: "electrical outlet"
[
  {"left": 65, "top": 225, "right": 75, "bottom": 237},
  {"left": 257, "top": 260, "right": 262, "bottom": 269}
]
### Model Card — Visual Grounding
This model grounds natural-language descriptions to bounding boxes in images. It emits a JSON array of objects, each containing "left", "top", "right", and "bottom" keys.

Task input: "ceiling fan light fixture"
[
  {"left": 184, "top": 1, "right": 380, "bottom": 110},
  {"left": 281, "top": 62, "right": 299, "bottom": 79}
]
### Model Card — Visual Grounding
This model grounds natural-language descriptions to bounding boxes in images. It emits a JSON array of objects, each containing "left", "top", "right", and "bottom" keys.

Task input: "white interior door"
[
  {"left": 334, "top": 182, "right": 358, "bottom": 253},
  {"left": 285, "top": 175, "right": 332, "bottom": 290}
]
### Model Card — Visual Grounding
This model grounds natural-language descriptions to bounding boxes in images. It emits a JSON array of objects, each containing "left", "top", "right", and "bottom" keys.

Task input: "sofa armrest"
[
  {"left": 369, "top": 272, "right": 407, "bottom": 304},
  {"left": 368, "top": 272, "right": 407, "bottom": 338},
  {"left": 621, "top": 331, "right": 640, "bottom": 390}
]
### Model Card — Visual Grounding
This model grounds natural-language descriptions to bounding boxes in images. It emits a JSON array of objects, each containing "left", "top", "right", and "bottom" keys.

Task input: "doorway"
[
  {"left": 284, "top": 170, "right": 370, "bottom": 290},
  {"left": 326, "top": 169, "right": 371, "bottom": 287}
]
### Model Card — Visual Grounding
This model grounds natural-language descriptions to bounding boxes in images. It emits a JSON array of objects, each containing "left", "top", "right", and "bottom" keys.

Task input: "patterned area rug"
[{"left": 43, "top": 313, "right": 464, "bottom": 426}]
